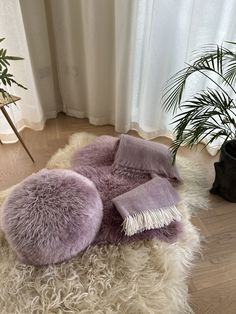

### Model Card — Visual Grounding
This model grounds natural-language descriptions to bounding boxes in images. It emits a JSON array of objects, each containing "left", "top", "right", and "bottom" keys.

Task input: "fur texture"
[
  {"left": 2, "top": 169, "right": 103, "bottom": 265},
  {"left": 0, "top": 132, "right": 210, "bottom": 313}
]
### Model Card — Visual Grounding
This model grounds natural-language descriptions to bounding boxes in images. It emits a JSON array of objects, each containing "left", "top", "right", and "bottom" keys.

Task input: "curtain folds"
[{"left": 1, "top": 0, "right": 236, "bottom": 154}]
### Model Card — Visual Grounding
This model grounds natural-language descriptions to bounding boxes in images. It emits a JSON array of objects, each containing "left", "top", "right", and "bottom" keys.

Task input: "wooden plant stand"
[{"left": 0, "top": 94, "right": 34, "bottom": 162}]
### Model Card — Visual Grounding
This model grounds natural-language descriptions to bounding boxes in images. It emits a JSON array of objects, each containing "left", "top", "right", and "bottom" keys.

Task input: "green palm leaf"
[
  {"left": 162, "top": 41, "right": 236, "bottom": 161},
  {"left": 0, "top": 38, "right": 27, "bottom": 93},
  {"left": 169, "top": 88, "right": 236, "bottom": 161},
  {"left": 162, "top": 43, "right": 236, "bottom": 113}
]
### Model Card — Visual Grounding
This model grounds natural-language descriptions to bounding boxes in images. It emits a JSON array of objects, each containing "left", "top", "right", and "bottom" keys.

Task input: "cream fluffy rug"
[{"left": 0, "top": 133, "right": 209, "bottom": 314}]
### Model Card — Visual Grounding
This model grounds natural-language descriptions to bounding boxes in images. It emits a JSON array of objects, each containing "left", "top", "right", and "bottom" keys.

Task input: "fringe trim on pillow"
[
  {"left": 112, "top": 165, "right": 151, "bottom": 179},
  {"left": 122, "top": 206, "right": 182, "bottom": 236}
]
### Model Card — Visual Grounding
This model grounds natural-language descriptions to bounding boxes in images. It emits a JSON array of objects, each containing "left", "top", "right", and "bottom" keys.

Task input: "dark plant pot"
[{"left": 210, "top": 139, "right": 236, "bottom": 202}]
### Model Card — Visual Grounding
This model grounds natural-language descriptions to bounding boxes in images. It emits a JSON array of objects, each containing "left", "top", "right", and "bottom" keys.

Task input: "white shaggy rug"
[{"left": 0, "top": 133, "right": 209, "bottom": 314}]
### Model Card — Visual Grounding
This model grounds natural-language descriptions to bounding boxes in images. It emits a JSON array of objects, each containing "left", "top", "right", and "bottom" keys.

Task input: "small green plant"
[
  {"left": 0, "top": 38, "right": 27, "bottom": 98},
  {"left": 162, "top": 41, "right": 236, "bottom": 161}
]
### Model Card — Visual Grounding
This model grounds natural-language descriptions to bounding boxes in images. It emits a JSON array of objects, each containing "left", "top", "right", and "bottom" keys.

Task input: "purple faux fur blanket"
[{"left": 72, "top": 135, "right": 183, "bottom": 245}]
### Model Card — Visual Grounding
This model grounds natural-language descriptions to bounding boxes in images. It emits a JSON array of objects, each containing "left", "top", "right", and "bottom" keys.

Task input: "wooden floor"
[{"left": 0, "top": 113, "right": 235, "bottom": 314}]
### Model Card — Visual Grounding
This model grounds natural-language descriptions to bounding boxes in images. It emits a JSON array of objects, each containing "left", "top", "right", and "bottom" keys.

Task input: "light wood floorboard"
[{"left": 0, "top": 113, "right": 235, "bottom": 314}]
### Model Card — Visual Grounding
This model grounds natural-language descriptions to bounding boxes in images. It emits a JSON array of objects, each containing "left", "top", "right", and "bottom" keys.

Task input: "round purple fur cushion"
[{"left": 2, "top": 169, "right": 103, "bottom": 266}]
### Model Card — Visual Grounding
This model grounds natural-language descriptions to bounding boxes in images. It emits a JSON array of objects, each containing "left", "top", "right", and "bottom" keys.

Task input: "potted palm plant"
[
  {"left": 162, "top": 41, "right": 236, "bottom": 202},
  {"left": 0, "top": 37, "right": 27, "bottom": 98}
]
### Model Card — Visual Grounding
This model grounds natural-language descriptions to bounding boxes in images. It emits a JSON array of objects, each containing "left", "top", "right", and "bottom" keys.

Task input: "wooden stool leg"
[{"left": 0, "top": 107, "right": 34, "bottom": 162}]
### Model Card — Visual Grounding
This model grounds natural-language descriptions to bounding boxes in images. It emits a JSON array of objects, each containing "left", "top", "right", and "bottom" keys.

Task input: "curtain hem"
[
  {"left": 0, "top": 111, "right": 57, "bottom": 143},
  {"left": 0, "top": 113, "right": 220, "bottom": 156}
]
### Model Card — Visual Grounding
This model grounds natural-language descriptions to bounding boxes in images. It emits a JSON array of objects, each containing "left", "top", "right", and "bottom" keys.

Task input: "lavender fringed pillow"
[
  {"left": 112, "top": 176, "right": 181, "bottom": 236},
  {"left": 2, "top": 169, "right": 103, "bottom": 266},
  {"left": 113, "top": 134, "right": 181, "bottom": 182}
]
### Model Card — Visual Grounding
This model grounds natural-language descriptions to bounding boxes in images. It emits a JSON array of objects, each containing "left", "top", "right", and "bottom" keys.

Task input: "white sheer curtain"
[{"left": 0, "top": 0, "right": 236, "bottom": 154}]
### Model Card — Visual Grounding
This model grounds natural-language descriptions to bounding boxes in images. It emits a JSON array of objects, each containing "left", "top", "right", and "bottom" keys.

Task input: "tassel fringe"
[{"left": 122, "top": 206, "right": 181, "bottom": 236}]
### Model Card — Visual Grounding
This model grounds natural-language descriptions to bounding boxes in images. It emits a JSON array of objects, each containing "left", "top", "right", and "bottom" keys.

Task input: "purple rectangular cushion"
[
  {"left": 112, "top": 134, "right": 182, "bottom": 182},
  {"left": 112, "top": 176, "right": 181, "bottom": 236}
]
